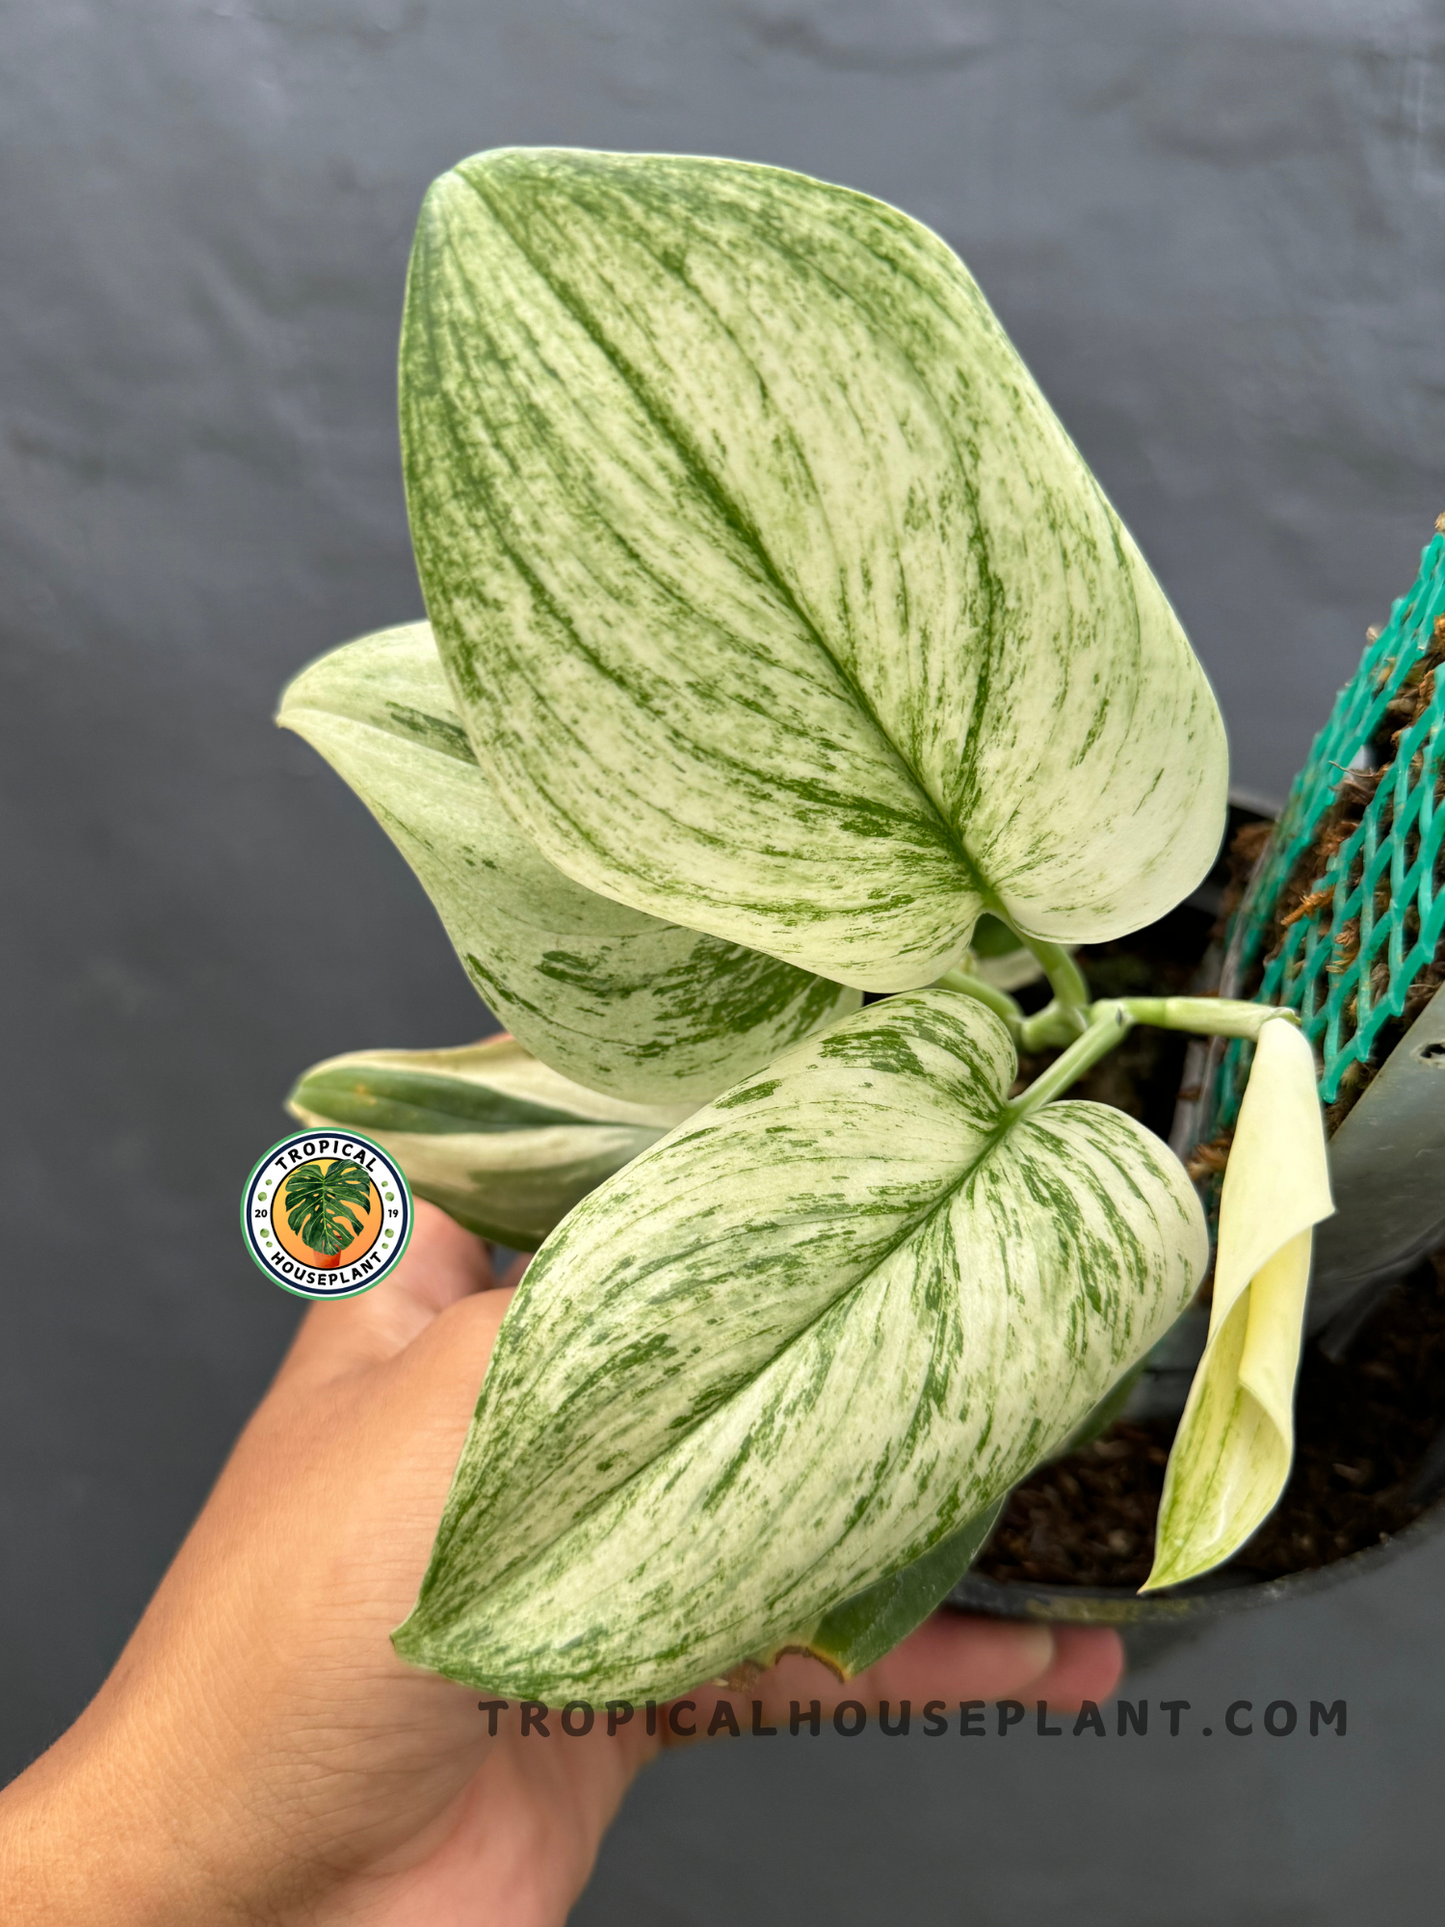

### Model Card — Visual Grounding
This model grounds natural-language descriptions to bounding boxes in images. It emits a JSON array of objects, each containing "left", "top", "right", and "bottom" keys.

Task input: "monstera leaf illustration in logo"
[{"left": 283, "top": 1159, "right": 374, "bottom": 1261}]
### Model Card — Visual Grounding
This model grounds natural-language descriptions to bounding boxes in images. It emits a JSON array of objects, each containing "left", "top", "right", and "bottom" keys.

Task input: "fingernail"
[{"left": 1006, "top": 1623, "right": 1055, "bottom": 1683}]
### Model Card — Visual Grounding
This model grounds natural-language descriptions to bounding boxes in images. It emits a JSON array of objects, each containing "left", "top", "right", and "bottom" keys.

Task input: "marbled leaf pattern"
[
  {"left": 401, "top": 148, "right": 1227, "bottom": 989},
  {"left": 278, "top": 625, "right": 858, "bottom": 1100},
  {"left": 287, "top": 1034, "right": 693, "bottom": 1251},
  {"left": 394, "top": 993, "right": 1206, "bottom": 1701}
]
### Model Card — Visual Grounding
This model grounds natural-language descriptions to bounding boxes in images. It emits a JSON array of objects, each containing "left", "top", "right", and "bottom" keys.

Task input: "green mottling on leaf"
[
  {"left": 393, "top": 993, "right": 1206, "bottom": 1701},
  {"left": 278, "top": 624, "right": 859, "bottom": 1101},
  {"left": 401, "top": 148, "right": 1226, "bottom": 992}
]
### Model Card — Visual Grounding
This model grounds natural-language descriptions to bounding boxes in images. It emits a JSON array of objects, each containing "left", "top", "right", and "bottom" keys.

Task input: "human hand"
[{"left": 0, "top": 1203, "right": 1123, "bottom": 1925}]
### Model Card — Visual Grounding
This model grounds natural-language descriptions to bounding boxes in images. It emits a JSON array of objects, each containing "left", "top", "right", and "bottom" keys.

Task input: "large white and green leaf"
[
  {"left": 401, "top": 147, "right": 1226, "bottom": 991},
  {"left": 288, "top": 1034, "right": 692, "bottom": 1251},
  {"left": 278, "top": 625, "right": 858, "bottom": 1101},
  {"left": 393, "top": 992, "right": 1206, "bottom": 1702}
]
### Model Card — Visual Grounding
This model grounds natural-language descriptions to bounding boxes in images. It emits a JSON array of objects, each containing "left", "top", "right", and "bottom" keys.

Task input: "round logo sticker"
[{"left": 241, "top": 1131, "right": 413, "bottom": 1299}]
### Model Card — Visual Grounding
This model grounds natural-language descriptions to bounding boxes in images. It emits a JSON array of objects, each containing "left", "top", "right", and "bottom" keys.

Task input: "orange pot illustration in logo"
[{"left": 276, "top": 1158, "right": 383, "bottom": 1272}]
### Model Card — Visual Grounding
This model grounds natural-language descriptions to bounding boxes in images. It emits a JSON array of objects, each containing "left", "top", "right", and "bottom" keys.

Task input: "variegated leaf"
[
  {"left": 278, "top": 624, "right": 858, "bottom": 1101},
  {"left": 402, "top": 147, "right": 1226, "bottom": 991},
  {"left": 803, "top": 1498, "right": 1005, "bottom": 1680},
  {"left": 288, "top": 1035, "right": 692, "bottom": 1251},
  {"left": 393, "top": 992, "right": 1206, "bottom": 1701}
]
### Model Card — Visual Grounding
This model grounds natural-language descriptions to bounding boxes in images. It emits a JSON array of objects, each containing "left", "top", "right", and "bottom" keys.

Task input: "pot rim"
[{"left": 946, "top": 1478, "right": 1445, "bottom": 1624}]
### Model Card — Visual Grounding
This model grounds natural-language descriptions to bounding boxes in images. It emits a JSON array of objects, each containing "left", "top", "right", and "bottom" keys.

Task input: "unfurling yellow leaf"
[{"left": 1143, "top": 1017, "right": 1333, "bottom": 1591}]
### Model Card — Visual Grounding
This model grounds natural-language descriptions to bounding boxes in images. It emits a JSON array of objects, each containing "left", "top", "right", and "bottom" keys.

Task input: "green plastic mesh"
[{"left": 1214, "top": 526, "right": 1445, "bottom": 1130}]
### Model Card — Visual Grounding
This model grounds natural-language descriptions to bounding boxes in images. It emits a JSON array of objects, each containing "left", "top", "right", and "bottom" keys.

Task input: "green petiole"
[
  {"left": 1015, "top": 992, "right": 1296, "bottom": 1054},
  {"left": 931, "top": 968, "right": 1026, "bottom": 1030},
  {"left": 1005, "top": 1003, "right": 1136, "bottom": 1122},
  {"left": 936, "top": 912, "right": 1297, "bottom": 1079},
  {"left": 935, "top": 974, "right": 1299, "bottom": 1106},
  {"left": 1009, "top": 930, "right": 1092, "bottom": 1031}
]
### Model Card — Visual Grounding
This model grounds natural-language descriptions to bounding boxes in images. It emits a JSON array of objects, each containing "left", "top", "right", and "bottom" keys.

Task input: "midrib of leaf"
[
  {"left": 417, "top": 265, "right": 927, "bottom": 885},
  {"left": 449, "top": 166, "right": 1004, "bottom": 919},
  {"left": 297, "top": 1061, "right": 618, "bottom": 1135},
  {"left": 415, "top": 269, "right": 803, "bottom": 876}
]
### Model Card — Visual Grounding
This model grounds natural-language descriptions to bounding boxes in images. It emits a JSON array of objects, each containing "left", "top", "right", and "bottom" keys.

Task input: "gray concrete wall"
[{"left": 3, "top": 1, "right": 1443, "bottom": 1916}]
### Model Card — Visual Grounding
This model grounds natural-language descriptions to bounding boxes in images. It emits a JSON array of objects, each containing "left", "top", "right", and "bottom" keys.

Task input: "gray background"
[{"left": 3, "top": 0, "right": 1443, "bottom": 1916}]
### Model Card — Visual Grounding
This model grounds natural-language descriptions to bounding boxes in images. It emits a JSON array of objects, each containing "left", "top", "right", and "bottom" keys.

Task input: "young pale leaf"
[
  {"left": 402, "top": 147, "right": 1226, "bottom": 990},
  {"left": 393, "top": 993, "right": 1206, "bottom": 1702},
  {"left": 278, "top": 625, "right": 857, "bottom": 1101},
  {"left": 288, "top": 1035, "right": 691, "bottom": 1251},
  {"left": 1144, "top": 1018, "right": 1333, "bottom": 1591}
]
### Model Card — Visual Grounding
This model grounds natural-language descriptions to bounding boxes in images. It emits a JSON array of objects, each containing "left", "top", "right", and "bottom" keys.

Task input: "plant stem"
[
  {"left": 933, "top": 968, "right": 1025, "bottom": 1030},
  {"left": 1113, "top": 996, "right": 1296, "bottom": 1041},
  {"left": 1017, "top": 1002, "right": 1084, "bottom": 1052},
  {"left": 1010, "top": 931, "right": 1092, "bottom": 1030},
  {"left": 1005, "top": 995, "right": 1299, "bottom": 1121},
  {"left": 1016, "top": 992, "right": 1296, "bottom": 1056},
  {"left": 1006, "top": 1003, "right": 1135, "bottom": 1121},
  {"left": 947, "top": 906, "right": 1295, "bottom": 1058},
  {"left": 979, "top": 915, "right": 1090, "bottom": 1048}
]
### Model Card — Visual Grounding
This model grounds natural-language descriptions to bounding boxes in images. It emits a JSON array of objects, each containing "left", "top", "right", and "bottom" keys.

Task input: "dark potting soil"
[{"left": 973, "top": 1248, "right": 1445, "bottom": 1590}]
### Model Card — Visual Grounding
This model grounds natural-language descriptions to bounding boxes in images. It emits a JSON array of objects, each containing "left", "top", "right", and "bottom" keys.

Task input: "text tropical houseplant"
[{"left": 278, "top": 149, "right": 1332, "bottom": 1701}]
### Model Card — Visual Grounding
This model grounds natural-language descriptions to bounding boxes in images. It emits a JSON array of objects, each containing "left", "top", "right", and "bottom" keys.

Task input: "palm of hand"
[{"left": 2, "top": 1207, "right": 1120, "bottom": 1927}]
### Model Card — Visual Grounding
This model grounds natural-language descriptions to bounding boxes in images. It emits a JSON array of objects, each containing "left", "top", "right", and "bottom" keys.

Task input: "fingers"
[
  {"left": 840, "top": 1610, "right": 1057, "bottom": 1710},
  {"left": 672, "top": 1609, "right": 1104, "bottom": 1745},
  {"left": 854, "top": 1613, "right": 1124, "bottom": 1715},
  {"left": 277, "top": 1201, "right": 496, "bottom": 1388},
  {"left": 670, "top": 1615, "right": 1125, "bottom": 1744},
  {"left": 1027, "top": 1624, "right": 1126, "bottom": 1711},
  {"left": 396, "top": 1203, "right": 503, "bottom": 1314}
]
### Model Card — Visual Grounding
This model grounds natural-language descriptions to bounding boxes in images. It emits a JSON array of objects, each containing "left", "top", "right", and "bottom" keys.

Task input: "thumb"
[{"left": 278, "top": 1200, "right": 502, "bottom": 1389}]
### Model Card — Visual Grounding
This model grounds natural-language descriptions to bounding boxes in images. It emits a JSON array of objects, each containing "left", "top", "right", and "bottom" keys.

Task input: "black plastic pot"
[
  {"left": 946, "top": 1471, "right": 1445, "bottom": 1672},
  {"left": 945, "top": 795, "right": 1445, "bottom": 1668}
]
